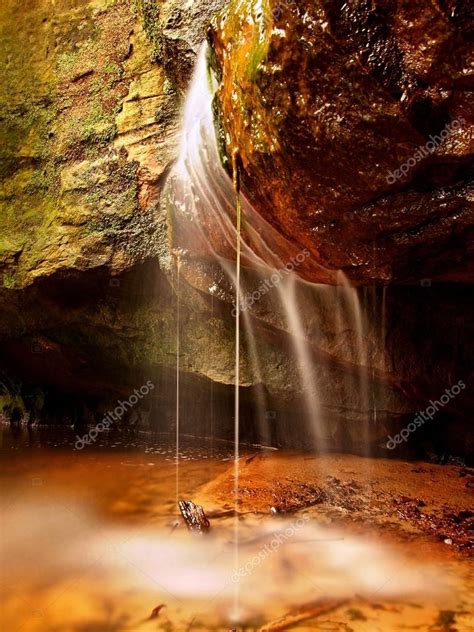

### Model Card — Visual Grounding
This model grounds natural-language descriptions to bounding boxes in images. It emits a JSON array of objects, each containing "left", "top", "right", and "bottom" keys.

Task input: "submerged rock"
[{"left": 209, "top": 0, "right": 474, "bottom": 284}]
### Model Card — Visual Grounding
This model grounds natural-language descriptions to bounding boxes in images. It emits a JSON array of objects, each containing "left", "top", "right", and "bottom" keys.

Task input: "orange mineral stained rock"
[{"left": 208, "top": 0, "right": 474, "bottom": 284}]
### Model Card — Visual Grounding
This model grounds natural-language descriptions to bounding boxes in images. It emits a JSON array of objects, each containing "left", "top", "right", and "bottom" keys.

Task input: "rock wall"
[
  {"left": 0, "top": 0, "right": 227, "bottom": 289},
  {"left": 0, "top": 0, "right": 230, "bottom": 414}
]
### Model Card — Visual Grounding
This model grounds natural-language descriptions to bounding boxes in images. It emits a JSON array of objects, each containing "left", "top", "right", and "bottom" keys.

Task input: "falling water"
[
  {"left": 277, "top": 275, "right": 326, "bottom": 449},
  {"left": 232, "top": 153, "right": 242, "bottom": 621},
  {"left": 240, "top": 306, "right": 271, "bottom": 445},
  {"left": 164, "top": 42, "right": 384, "bottom": 465},
  {"left": 175, "top": 252, "right": 181, "bottom": 507},
  {"left": 336, "top": 271, "right": 372, "bottom": 454}
]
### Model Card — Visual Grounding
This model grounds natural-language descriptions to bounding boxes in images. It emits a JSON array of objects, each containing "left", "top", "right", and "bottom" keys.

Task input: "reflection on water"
[
  {"left": 0, "top": 425, "right": 472, "bottom": 630},
  {"left": 0, "top": 422, "right": 239, "bottom": 460}
]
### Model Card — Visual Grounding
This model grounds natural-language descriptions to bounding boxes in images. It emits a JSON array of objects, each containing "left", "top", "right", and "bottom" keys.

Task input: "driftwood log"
[{"left": 178, "top": 500, "right": 211, "bottom": 533}]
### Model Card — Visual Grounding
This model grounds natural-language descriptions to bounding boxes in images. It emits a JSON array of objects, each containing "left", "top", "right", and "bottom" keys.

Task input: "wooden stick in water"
[{"left": 178, "top": 500, "right": 211, "bottom": 533}]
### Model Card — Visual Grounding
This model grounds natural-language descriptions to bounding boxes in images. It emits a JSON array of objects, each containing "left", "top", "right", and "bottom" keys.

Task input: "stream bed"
[{"left": 1, "top": 424, "right": 472, "bottom": 631}]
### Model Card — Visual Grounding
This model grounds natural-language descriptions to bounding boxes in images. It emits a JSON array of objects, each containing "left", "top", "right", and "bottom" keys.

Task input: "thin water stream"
[
  {"left": 175, "top": 253, "right": 181, "bottom": 508},
  {"left": 232, "top": 151, "right": 243, "bottom": 623}
]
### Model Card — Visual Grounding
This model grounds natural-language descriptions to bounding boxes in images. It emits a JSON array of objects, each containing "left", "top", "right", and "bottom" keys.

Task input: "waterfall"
[
  {"left": 175, "top": 252, "right": 181, "bottom": 507},
  {"left": 163, "top": 44, "right": 385, "bottom": 455}
]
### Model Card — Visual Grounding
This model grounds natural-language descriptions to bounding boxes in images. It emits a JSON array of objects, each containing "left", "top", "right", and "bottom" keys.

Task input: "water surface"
[{"left": 1, "top": 424, "right": 472, "bottom": 630}]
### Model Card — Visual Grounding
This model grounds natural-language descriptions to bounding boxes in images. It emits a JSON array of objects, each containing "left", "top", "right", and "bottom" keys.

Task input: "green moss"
[
  {"left": 58, "top": 99, "right": 117, "bottom": 154},
  {"left": 0, "top": 190, "right": 59, "bottom": 280},
  {"left": 86, "top": 214, "right": 127, "bottom": 235},
  {"left": 0, "top": 93, "right": 54, "bottom": 167},
  {"left": 220, "top": 0, "right": 272, "bottom": 81},
  {"left": 103, "top": 59, "right": 124, "bottom": 88},
  {"left": 137, "top": 0, "right": 165, "bottom": 62},
  {"left": 82, "top": 103, "right": 117, "bottom": 142},
  {"left": 2, "top": 272, "right": 16, "bottom": 289},
  {"left": 103, "top": 60, "right": 121, "bottom": 75},
  {"left": 0, "top": 0, "right": 145, "bottom": 288},
  {"left": 0, "top": 1, "right": 63, "bottom": 284},
  {"left": 57, "top": 51, "right": 78, "bottom": 75},
  {"left": 83, "top": 157, "right": 140, "bottom": 241},
  {"left": 246, "top": 0, "right": 272, "bottom": 80},
  {"left": 83, "top": 104, "right": 104, "bottom": 135}
]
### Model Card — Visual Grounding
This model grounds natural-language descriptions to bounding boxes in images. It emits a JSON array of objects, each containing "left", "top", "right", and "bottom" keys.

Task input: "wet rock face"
[
  {"left": 0, "top": 0, "right": 471, "bottom": 458},
  {"left": 209, "top": 0, "right": 474, "bottom": 284}
]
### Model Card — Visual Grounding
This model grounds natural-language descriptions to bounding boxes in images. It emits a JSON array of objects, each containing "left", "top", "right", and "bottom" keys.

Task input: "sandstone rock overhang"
[{"left": 208, "top": 0, "right": 474, "bottom": 285}]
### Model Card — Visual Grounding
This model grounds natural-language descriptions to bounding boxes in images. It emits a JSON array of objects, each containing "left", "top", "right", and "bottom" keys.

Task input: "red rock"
[{"left": 208, "top": 0, "right": 474, "bottom": 284}]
